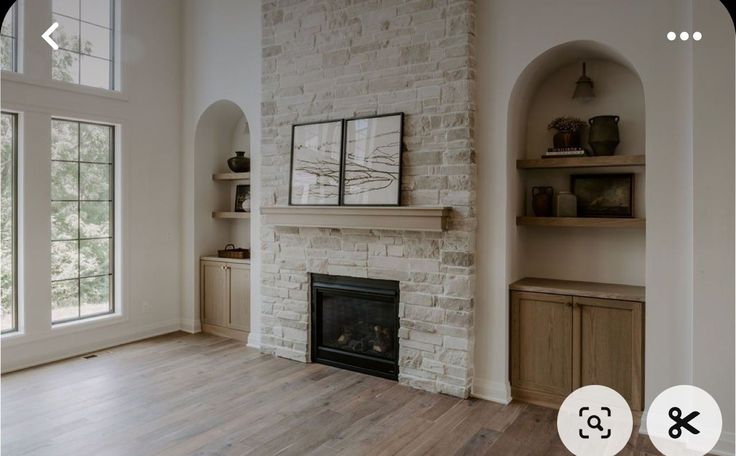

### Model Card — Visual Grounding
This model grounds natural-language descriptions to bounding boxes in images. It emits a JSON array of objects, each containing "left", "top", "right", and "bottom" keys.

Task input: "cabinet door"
[
  {"left": 574, "top": 296, "right": 643, "bottom": 410},
  {"left": 201, "top": 262, "right": 229, "bottom": 327},
  {"left": 228, "top": 264, "right": 250, "bottom": 332},
  {"left": 511, "top": 291, "right": 574, "bottom": 397}
]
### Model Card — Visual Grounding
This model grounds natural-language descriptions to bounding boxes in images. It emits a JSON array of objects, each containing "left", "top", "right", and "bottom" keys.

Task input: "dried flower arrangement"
[{"left": 548, "top": 116, "right": 587, "bottom": 132}]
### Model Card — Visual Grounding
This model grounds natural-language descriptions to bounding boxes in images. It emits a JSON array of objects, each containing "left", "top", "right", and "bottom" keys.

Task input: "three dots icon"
[{"left": 667, "top": 31, "right": 702, "bottom": 41}]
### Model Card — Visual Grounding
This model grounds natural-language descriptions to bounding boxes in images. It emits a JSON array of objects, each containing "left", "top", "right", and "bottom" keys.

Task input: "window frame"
[
  {"left": 1, "top": 111, "right": 18, "bottom": 334},
  {"left": 51, "top": 0, "right": 116, "bottom": 91},
  {"left": 50, "top": 117, "right": 115, "bottom": 325}
]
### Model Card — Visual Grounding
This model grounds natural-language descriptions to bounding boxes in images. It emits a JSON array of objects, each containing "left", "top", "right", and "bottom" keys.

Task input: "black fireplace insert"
[{"left": 311, "top": 274, "right": 399, "bottom": 380}]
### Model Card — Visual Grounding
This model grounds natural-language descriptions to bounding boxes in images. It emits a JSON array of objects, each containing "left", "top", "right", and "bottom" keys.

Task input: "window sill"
[
  {"left": 1, "top": 312, "right": 127, "bottom": 348},
  {"left": 1, "top": 71, "right": 128, "bottom": 101}
]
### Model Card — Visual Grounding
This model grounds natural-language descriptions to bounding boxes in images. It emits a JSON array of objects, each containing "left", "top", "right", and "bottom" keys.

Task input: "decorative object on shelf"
[
  {"left": 234, "top": 185, "right": 251, "bottom": 212},
  {"left": 556, "top": 191, "right": 578, "bottom": 217},
  {"left": 290, "top": 119, "right": 344, "bottom": 205},
  {"left": 227, "top": 151, "right": 250, "bottom": 173},
  {"left": 341, "top": 113, "right": 404, "bottom": 206},
  {"left": 217, "top": 244, "right": 250, "bottom": 259},
  {"left": 531, "top": 186, "right": 554, "bottom": 217},
  {"left": 588, "top": 115, "right": 620, "bottom": 156},
  {"left": 571, "top": 173, "right": 633, "bottom": 217},
  {"left": 544, "top": 147, "right": 586, "bottom": 158},
  {"left": 572, "top": 62, "right": 595, "bottom": 100},
  {"left": 548, "top": 116, "right": 586, "bottom": 149}
]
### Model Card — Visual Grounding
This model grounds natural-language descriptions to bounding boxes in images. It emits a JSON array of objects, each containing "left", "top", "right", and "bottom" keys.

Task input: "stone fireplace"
[{"left": 260, "top": 0, "right": 477, "bottom": 398}]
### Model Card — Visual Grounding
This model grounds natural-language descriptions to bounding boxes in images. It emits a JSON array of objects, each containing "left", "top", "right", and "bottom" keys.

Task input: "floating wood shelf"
[
  {"left": 212, "top": 212, "right": 251, "bottom": 219},
  {"left": 510, "top": 277, "right": 645, "bottom": 301},
  {"left": 516, "top": 216, "right": 645, "bottom": 228},
  {"left": 516, "top": 155, "right": 645, "bottom": 169},
  {"left": 261, "top": 206, "right": 451, "bottom": 232},
  {"left": 212, "top": 172, "right": 251, "bottom": 182}
]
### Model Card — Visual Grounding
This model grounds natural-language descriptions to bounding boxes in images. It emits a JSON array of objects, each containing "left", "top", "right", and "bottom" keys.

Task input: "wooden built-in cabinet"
[
  {"left": 510, "top": 278, "right": 644, "bottom": 411},
  {"left": 200, "top": 257, "right": 251, "bottom": 342}
]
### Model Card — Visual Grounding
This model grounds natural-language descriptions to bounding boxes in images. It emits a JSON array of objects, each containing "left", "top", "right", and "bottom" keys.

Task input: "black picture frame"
[
  {"left": 234, "top": 185, "right": 251, "bottom": 212},
  {"left": 340, "top": 112, "right": 404, "bottom": 207},
  {"left": 289, "top": 119, "right": 344, "bottom": 206},
  {"left": 571, "top": 173, "right": 634, "bottom": 218}
]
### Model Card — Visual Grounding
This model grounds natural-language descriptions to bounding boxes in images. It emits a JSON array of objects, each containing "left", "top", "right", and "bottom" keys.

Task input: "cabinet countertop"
[
  {"left": 201, "top": 256, "right": 251, "bottom": 265},
  {"left": 510, "top": 277, "right": 645, "bottom": 302}
]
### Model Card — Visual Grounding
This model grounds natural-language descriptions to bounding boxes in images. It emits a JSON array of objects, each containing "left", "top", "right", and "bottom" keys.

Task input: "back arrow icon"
[{"left": 42, "top": 22, "right": 59, "bottom": 50}]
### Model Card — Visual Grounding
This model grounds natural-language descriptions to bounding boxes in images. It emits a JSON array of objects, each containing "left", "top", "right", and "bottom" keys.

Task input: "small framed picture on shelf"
[
  {"left": 234, "top": 185, "right": 251, "bottom": 212},
  {"left": 289, "top": 119, "right": 344, "bottom": 206},
  {"left": 341, "top": 113, "right": 403, "bottom": 206},
  {"left": 571, "top": 173, "right": 634, "bottom": 217}
]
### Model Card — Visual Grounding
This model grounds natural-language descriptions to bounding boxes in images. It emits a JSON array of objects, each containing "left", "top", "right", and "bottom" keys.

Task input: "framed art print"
[
  {"left": 341, "top": 113, "right": 403, "bottom": 206},
  {"left": 571, "top": 173, "right": 634, "bottom": 217},
  {"left": 234, "top": 185, "right": 250, "bottom": 212},
  {"left": 289, "top": 119, "right": 344, "bottom": 205}
]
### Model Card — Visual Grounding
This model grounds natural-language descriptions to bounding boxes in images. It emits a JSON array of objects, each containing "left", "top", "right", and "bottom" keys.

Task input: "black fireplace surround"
[{"left": 311, "top": 274, "right": 400, "bottom": 380}]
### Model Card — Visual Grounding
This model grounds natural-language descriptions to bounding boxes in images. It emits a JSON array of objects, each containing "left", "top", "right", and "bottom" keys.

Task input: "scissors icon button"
[{"left": 668, "top": 407, "right": 700, "bottom": 439}]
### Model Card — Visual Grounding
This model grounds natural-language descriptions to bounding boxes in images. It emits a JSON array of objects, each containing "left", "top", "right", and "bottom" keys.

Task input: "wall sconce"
[{"left": 572, "top": 62, "right": 595, "bottom": 100}]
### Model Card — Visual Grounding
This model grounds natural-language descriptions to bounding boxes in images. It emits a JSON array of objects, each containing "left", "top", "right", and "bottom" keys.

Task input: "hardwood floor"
[{"left": 2, "top": 332, "right": 664, "bottom": 455}]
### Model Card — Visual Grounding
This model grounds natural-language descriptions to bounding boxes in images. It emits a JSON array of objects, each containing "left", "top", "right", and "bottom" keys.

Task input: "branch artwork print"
[
  {"left": 343, "top": 114, "right": 402, "bottom": 205},
  {"left": 290, "top": 120, "right": 343, "bottom": 205}
]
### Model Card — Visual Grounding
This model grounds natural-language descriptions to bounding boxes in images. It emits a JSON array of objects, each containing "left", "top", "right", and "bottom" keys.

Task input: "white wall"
[
  {"left": 474, "top": 0, "right": 734, "bottom": 453},
  {"left": 1, "top": 0, "right": 183, "bottom": 371},
  {"left": 181, "top": 0, "right": 262, "bottom": 346}
]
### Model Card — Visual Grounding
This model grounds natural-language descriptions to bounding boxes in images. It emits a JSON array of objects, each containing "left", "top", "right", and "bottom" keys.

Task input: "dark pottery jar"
[
  {"left": 227, "top": 151, "right": 250, "bottom": 173},
  {"left": 532, "top": 186, "right": 554, "bottom": 217},
  {"left": 552, "top": 131, "right": 581, "bottom": 148},
  {"left": 588, "top": 115, "right": 620, "bottom": 156}
]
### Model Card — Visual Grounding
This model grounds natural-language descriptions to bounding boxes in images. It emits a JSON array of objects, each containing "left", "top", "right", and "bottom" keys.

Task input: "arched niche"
[
  {"left": 507, "top": 40, "right": 646, "bottom": 286},
  {"left": 194, "top": 100, "right": 251, "bottom": 259}
]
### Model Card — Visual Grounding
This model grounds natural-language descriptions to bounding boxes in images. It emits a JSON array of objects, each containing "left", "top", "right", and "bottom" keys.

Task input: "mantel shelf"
[
  {"left": 516, "top": 155, "right": 645, "bottom": 169},
  {"left": 261, "top": 206, "right": 451, "bottom": 232},
  {"left": 212, "top": 212, "right": 251, "bottom": 219},
  {"left": 212, "top": 172, "right": 251, "bottom": 182},
  {"left": 517, "top": 216, "right": 645, "bottom": 228}
]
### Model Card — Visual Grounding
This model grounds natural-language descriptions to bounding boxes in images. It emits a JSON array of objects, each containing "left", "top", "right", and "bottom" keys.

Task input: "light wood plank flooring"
[{"left": 2, "top": 332, "right": 664, "bottom": 455}]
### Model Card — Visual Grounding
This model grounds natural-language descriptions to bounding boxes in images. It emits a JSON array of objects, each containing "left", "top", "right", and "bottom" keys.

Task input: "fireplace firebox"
[{"left": 311, "top": 274, "right": 399, "bottom": 380}]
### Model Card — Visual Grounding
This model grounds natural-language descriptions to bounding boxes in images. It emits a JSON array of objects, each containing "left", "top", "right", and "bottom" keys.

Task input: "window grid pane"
[
  {"left": 1, "top": 3, "right": 17, "bottom": 72},
  {"left": 52, "top": 0, "right": 115, "bottom": 90},
  {"left": 51, "top": 119, "right": 114, "bottom": 324},
  {"left": 1, "top": 112, "right": 17, "bottom": 333}
]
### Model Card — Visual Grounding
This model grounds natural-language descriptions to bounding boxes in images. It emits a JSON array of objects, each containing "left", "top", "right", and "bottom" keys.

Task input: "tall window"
[
  {"left": 51, "top": 119, "right": 113, "bottom": 323},
  {"left": 1, "top": 112, "right": 17, "bottom": 333},
  {"left": 1, "top": 2, "right": 18, "bottom": 72},
  {"left": 51, "top": 0, "right": 114, "bottom": 90}
]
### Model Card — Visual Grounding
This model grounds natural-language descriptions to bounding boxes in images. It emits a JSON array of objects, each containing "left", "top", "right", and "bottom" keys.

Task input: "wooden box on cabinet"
[
  {"left": 200, "top": 257, "right": 251, "bottom": 342},
  {"left": 510, "top": 278, "right": 644, "bottom": 411}
]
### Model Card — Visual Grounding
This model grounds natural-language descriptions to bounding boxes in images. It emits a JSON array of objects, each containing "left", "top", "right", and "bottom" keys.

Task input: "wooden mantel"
[{"left": 260, "top": 206, "right": 451, "bottom": 232}]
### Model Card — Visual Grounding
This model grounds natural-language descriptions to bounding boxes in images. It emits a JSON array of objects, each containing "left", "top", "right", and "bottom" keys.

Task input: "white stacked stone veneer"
[{"left": 260, "top": 0, "right": 477, "bottom": 398}]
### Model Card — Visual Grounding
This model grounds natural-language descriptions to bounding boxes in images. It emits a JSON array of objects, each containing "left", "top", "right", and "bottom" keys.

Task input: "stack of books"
[{"left": 543, "top": 147, "right": 587, "bottom": 158}]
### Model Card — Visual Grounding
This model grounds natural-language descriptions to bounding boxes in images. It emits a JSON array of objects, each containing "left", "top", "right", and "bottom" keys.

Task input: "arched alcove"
[
  {"left": 194, "top": 100, "right": 251, "bottom": 257},
  {"left": 507, "top": 41, "right": 646, "bottom": 286}
]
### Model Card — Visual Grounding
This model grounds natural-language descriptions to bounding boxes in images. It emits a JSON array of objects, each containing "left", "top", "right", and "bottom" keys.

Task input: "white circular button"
[
  {"left": 667, "top": 31, "right": 677, "bottom": 41},
  {"left": 693, "top": 31, "right": 702, "bottom": 41},
  {"left": 557, "top": 385, "right": 633, "bottom": 456},
  {"left": 646, "top": 385, "right": 722, "bottom": 456},
  {"left": 680, "top": 31, "right": 690, "bottom": 41}
]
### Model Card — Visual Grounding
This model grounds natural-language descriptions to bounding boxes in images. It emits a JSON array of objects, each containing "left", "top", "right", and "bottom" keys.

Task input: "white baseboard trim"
[
  {"left": 2, "top": 319, "right": 181, "bottom": 374},
  {"left": 247, "top": 331, "right": 261, "bottom": 349},
  {"left": 179, "top": 318, "right": 201, "bottom": 333},
  {"left": 471, "top": 377, "right": 512, "bottom": 404},
  {"left": 639, "top": 412, "right": 734, "bottom": 456}
]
